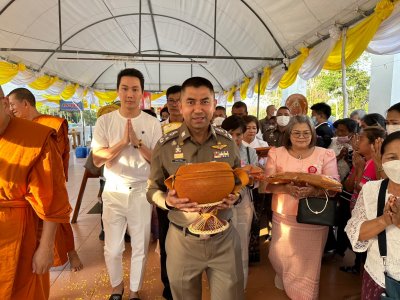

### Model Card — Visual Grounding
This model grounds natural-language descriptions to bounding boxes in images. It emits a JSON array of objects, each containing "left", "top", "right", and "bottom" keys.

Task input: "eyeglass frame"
[{"left": 290, "top": 130, "right": 312, "bottom": 138}]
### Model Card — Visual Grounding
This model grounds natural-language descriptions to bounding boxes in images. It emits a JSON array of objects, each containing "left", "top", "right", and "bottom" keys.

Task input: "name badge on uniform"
[{"left": 214, "top": 150, "right": 229, "bottom": 159}]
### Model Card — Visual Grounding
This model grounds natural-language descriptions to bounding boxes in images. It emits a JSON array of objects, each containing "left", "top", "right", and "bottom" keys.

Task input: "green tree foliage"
[{"left": 306, "top": 53, "right": 371, "bottom": 119}]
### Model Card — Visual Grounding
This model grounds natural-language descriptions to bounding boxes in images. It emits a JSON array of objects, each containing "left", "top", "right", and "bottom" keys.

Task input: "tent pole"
[
  {"left": 139, "top": 0, "right": 142, "bottom": 53},
  {"left": 213, "top": 0, "right": 217, "bottom": 56},
  {"left": 256, "top": 73, "right": 261, "bottom": 119},
  {"left": 58, "top": 0, "right": 62, "bottom": 50},
  {"left": 341, "top": 28, "right": 349, "bottom": 118}
]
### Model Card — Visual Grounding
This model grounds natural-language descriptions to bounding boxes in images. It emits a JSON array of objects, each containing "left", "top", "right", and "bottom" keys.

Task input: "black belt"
[{"left": 170, "top": 221, "right": 230, "bottom": 238}]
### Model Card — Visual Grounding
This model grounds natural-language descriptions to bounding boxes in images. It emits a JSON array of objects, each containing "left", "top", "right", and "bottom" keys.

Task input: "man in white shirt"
[{"left": 92, "top": 68, "right": 162, "bottom": 300}]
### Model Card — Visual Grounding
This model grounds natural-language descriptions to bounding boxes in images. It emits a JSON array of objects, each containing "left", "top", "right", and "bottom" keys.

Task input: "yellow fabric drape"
[
  {"left": 82, "top": 100, "right": 89, "bottom": 109},
  {"left": 0, "top": 61, "right": 26, "bottom": 84},
  {"left": 29, "top": 75, "right": 58, "bottom": 90},
  {"left": 324, "top": 0, "right": 396, "bottom": 70},
  {"left": 61, "top": 83, "right": 79, "bottom": 100},
  {"left": 151, "top": 91, "right": 166, "bottom": 101},
  {"left": 227, "top": 86, "right": 236, "bottom": 102},
  {"left": 255, "top": 67, "right": 271, "bottom": 94},
  {"left": 240, "top": 77, "right": 250, "bottom": 99},
  {"left": 43, "top": 95, "right": 61, "bottom": 101},
  {"left": 94, "top": 90, "right": 118, "bottom": 103},
  {"left": 279, "top": 48, "right": 310, "bottom": 89}
]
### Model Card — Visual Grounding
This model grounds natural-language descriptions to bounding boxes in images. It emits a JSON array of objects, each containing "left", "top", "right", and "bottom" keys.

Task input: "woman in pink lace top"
[{"left": 265, "top": 115, "right": 339, "bottom": 300}]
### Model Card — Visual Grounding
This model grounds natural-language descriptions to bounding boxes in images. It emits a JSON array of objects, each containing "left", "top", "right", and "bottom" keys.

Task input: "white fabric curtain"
[
  {"left": 366, "top": 5, "right": 400, "bottom": 55},
  {"left": 267, "top": 67, "right": 285, "bottom": 90},
  {"left": 45, "top": 79, "right": 66, "bottom": 96},
  {"left": 10, "top": 68, "right": 36, "bottom": 86},
  {"left": 299, "top": 27, "right": 341, "bottom": 80},
  {"left": 246, "top": 73, "right": 258, "bottom": 99}
]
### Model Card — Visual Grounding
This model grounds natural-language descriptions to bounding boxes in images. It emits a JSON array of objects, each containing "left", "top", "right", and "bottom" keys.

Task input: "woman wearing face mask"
[
  {"left": 370, "top": 103, "right": 400, "bottom": 180},
  {"left": 263, "top": 106, "right": 291, "bottom": 147},
  {"left": 345, "top": 131, "right": 400, "bottom": 300},
  {"left": 330, "top": 118, "right": 358, "bottom": 181},
  {"left": 330, "top": 118, "right": 358, "bottom": 258}
]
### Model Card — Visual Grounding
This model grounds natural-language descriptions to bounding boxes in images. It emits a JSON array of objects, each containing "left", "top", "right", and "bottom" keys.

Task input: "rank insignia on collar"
[
  {"left": 211, "top": 142, "right": 227, "bottom": 150},
  {"left": 174, "top": 145, "right": 184, "bottom": 159}
]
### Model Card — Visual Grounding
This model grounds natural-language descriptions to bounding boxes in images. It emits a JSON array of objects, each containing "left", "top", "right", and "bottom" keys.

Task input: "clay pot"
[{"left": 164, "top": 162, "right": 248, "bottom": 205}]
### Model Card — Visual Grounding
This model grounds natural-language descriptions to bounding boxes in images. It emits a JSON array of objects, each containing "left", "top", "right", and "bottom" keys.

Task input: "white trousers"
[
  {"left": 231, "top": 188, "right": 253, "bottom": 289},
  {"left": 102, "top": 181, "right": 152, "bottom": 291}
]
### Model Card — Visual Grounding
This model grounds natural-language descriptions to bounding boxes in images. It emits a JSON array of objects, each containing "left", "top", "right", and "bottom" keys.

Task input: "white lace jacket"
[{"left": 345, "top": 180, "right": 400, "bottom": 287}]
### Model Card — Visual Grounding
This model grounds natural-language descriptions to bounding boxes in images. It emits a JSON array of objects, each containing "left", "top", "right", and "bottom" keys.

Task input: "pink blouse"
[{"left": 265, "top": 146, "right": 340, "bottom": 216}]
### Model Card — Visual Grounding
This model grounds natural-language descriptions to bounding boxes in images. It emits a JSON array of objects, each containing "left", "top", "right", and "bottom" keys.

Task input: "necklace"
[{"left": 290, "top": 147, "right": 314, "bottom": 160}]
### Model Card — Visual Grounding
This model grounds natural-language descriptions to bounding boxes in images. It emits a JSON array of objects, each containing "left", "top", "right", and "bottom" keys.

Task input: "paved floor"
[{"left": 49, "top": 154, "right": 362, "bottom": 299}]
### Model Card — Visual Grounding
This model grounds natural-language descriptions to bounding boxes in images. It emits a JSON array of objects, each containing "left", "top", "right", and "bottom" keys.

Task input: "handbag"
[
  {"left": 377, "top": 179, "right": 400, "bottom": 300},
  {"left": 296, "top": 189, "right": 337, "bottom": 226}
]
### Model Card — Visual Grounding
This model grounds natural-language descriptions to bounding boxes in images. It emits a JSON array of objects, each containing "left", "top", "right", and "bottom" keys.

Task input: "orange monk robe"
[
  {"left": 32, "top": 115, "right": 74, "bottom": 266},
  {"left": 33, "top": 115, "right": 70, "bottom": 180},
  {"left": 0, "top": 117, "right": 71, "bottom": 300}
]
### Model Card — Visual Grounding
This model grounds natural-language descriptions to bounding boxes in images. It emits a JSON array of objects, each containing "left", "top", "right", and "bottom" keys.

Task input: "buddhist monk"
[
  {"left": 0, "top": 86, "right": 72, "bottom": 299},
  {"left": 8, "top": 87, "right": 83, "bottom": 271}
]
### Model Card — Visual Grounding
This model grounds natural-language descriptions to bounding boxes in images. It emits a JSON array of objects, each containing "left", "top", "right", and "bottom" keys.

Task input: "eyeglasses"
[
  {"left": 291, "top": 131, "right": 312, "bottom": 138},
  {"left": 167, "top": 99, "right": 180, "bottom": 104}
]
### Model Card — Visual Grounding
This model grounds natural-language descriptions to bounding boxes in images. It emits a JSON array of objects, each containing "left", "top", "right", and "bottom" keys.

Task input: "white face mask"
[
  {"left": 386, "top": 124, "right": 400, "bottom": 135},
  {"left": 213, "top": 117, "right": 225, "bottom": 127},
  {"left": 276, "top": 115, "right": 290, "bottom": 127},
  {"left": 336, "top": 136, "right": 351, "bottom": 144},
  {"left": 311, "top": 116, "right": 318, "bottom": 125},
  {"left": 382, "top": 160, "right": 400, "bottom": 184}
]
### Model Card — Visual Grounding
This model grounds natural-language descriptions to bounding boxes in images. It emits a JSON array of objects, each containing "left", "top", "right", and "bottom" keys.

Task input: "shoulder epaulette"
[
  {"left": 158, "top": 129, "right": 180, "bottom": 145},
  {"left": 214, "top": 127, "right": 232, "bottom": 140}
]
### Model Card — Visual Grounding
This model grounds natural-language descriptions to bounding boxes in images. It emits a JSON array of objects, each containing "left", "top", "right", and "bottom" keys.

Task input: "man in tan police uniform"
[{"left": 147, "top": 77, "right": 244, "bottom": 300}]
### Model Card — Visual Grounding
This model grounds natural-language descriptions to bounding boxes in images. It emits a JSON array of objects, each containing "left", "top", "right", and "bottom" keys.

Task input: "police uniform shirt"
[
  {"left": 263, "top": 128, "right": 285, "bottom": 147},
  {"left": 146, "top": 122, "right": 241, "bottom": 227}
]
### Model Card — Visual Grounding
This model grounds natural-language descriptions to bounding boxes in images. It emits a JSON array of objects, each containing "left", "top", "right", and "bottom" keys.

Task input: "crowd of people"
[{"left": 1, "top": 67, "right": 399, "bottom": 300}]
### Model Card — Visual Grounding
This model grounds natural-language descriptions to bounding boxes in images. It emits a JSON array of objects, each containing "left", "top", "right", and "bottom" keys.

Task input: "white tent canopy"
[{"left": 0, "top": 0, "right": 380, "bottom": 92}]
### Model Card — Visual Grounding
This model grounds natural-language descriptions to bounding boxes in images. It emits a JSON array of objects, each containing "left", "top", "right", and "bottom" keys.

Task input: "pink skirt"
[{"left": 268, "top": 213, "right": 328, "bottom": 300}]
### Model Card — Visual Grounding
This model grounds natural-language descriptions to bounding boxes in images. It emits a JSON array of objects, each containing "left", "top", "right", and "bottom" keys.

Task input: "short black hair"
[
  {"left": 387, "top": 102, "right": 400, "bottom": 114},
  {"left": 8, "top": 87, "right": 36, "bottom": 107},
  {"left": 333, "top": 118, "right": 358, "bottom": 133},
  {"left": 215, "top": 106, "right": 226, "bottom": 112},
  {"left": 221, "top": 115, "right": 246, "bottom": 133},
  {"left": 362, "top": 126, "right": 386, "bottom": 144},
  {"left": 160, "top": 106, "right": 169, "bottom": 114},
  {"left": 278, "top": 106, "right": 290, "bottom": 111},
  {"left": 117, "top": 68, "right": 144, "bottom": 91},
  {"left": 142, "top": 109, "right": 157, "bottom": 118},
  {"left": 181, "top": 77, "right": 214, "bottom": 94},
  {"left": 381, "top": 131, "right": 400, "bottom": 155},
  {"left": 166, "top": 85, "right": 181, "bottom": 97},
  {"left": 242, "top": 115, "right": 259, "bottom": 132},
  {"left": 232, "top": 101, "right": 248, "bottom": 112},
  {"left": 362, "top": 113, "right": 386, "bottom": 129},
  {"left": 310, "top": 102, "right": 331, "bottom": 119}
]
